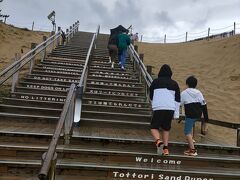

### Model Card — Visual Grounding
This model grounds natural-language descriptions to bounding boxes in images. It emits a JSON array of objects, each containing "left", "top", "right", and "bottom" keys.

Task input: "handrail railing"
[
  {"left": 129, "top": 43, "right": 240, "bottom": 146},
  {"left": 74, "top": 25, "right": 100, "bottom": 123},
  {"left": 38, "top": 83, "right": 76, "bottom": 180},
  {"left": 38, "top": 24, "right": 100, "bottom": 179},
  {"left": 129, "top": 44, "right": 153, "bottom": 87},
  {"left": 0, "top": 21, "right": 79, "bottom": 89}
]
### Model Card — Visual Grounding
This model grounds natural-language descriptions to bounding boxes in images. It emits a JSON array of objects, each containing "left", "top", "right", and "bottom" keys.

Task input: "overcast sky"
[{"left": 1, "top": 0, "right": 240, "bottom": 42}]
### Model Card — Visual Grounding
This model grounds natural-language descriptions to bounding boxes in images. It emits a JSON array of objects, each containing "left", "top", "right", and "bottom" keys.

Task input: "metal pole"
[
  {"left": 164, "top": 34, "right": 166, "bottom": 43},
  {"left": 185, "top": 32, "right": 188, "bottom": 42},
  {"left": 208, "top": 28, "right": 210, "bottom": 40},
  {"left": 234, "top": 22, "right": 236, "bottom": 35},
  {"left": 32, "top": 21, "right": 34, "bottom": 31},
  {"left": 140, "top": 35, "right": 143, "bottom": 42}
]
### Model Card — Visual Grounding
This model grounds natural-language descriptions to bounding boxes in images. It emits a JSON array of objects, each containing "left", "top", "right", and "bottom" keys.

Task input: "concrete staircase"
[{"left": 0, "top": 32, "right": 239, "bottom": 180}]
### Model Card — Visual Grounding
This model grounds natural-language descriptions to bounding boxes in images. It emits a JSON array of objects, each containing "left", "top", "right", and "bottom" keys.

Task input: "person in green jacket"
[{"left": 117, "top": 31, "right": 131, "bottom": 70}]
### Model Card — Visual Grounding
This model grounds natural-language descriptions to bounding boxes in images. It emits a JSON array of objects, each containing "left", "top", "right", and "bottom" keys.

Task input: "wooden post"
[
  {"left": 31, "top": 21, "right": 34, "bottom": 31},
  {"left": 66, "top": 29, "right": 69, "bottom": 43},
  {"left": 76, "top": 20, "right": 79, "bottom": 31},
  {"left": 208, "top": 28, "right": 210, "bottom": 40},
  {"left": 64, "top": 96, "right": 74, "bottom": 145},
  {"left": 164, "top": 34, "right": 166, "bottom": 43},
  {"left": 41, "top": 36, "right": 47, "bottom": 62},
  {"left": 185, "top": 32, "right": 188, "bottom": 42},
  {"left": 50, "top": 31, "right": 55, "bottom": 51},
  {"left": 57, "top": 27, "right": 61, "bottom": 46},
  {"left": 146, "top": 65, "right": 152, "bottom": 76},
  {"left": 134, "top": 45, "right": 138, "bottom": 52},
  {"left": 73, "top": 24, "right": 75, "bottom": 35},
  {"left": 234, "top": 22, "right": 236, "bottom": 35},
  {"left": 11, "top": 53, "right": 20, "bottom": 93},
  {"left": 237, "top": 128, "right": 240, "bottom": 147},
  {"left": 70, "top": 26, "right": 72, "bottom": 39},
  {"left": 139, "top": 54, "right": 144, "bottom": 62},
  {"left": 41, "top": 152, "right": 57, "bottom": 180},
  {"left": 29, "top": 43, "right": 37, "bottom": 74},
  {"left": 201, "top": 120, "right": 208, "bottom": 135}
]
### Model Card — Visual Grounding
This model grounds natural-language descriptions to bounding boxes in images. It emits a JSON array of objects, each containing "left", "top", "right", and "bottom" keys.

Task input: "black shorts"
[{"left": 150, "top": 110, "right": 174, "bottom": 131}]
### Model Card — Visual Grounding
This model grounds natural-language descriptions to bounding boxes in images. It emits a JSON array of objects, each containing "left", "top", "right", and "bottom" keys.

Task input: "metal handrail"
[
  {"left": 129, "top": 44, "right": 153, "bottom": 87},
  {"left": 0, "top": 21, "right": 79, "bottom": 86},
  {"left": 38, "top": 83, "right": 76, "bottom": 180},
  {"left": 74, "top": 25, "right": 100, "bottom": 123}
]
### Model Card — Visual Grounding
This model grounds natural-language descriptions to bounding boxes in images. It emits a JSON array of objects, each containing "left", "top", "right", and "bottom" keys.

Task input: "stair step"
[
  {"left": 19, "top": 82, "right": 70, "bottom": 91},
  {"left": 32, "top": 69, "right": 82, "bottom": 77},
  {"left": 88, "top": 75, "right": 139, "bottom": 83},
  {"left": 36, "top": 64, "right": 83, "bottom": 71},
  {"left": 0, "top": 143, "right": 239, "bottom": 176},
  {"left": 81, "top": 110, "right": 151, "bottom": 122},
  {"left": 82, "top": 104, "right": 151, "bottom": 114},
  {"left": 24, "top": 77, "right": 78, "bottom": 85},
  {"left": 0, "top": 112, "right": 59, "bottom": 124},
  {"left": 15, "top": 86, "right": 68, "bottom": 96},
  {"left": 85, "top": 87, "right": 144, "bottom": 96},
  {"left": 0, "top": 158, "right": 239, "bottom": 179},
  {"left": 82, "top": 97, "right": 150, "bottom": 108},
  {"left": 0, "top": 104, "right": 61, "bottom": 116},
  {"left": 79, "top": 117, "right": 149, "bottom": 128},
  {"left": 45, "top": 56, "right": 85, "bottom": 63},
  {"left": 84, "top": 92, "right": 146, "bottom": 101},
  {"left": 2, "top": 97, "right": 64, "bottom": 108},
  {"left": 10, "top": 92, "right": 66, "bottom": 103}
]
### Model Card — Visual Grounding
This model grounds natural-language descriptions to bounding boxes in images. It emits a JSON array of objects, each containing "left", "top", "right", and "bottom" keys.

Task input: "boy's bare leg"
[
  {"left": 186, "top": 134, "right": 195, "bottom": 149},
  {"left": 162, "top": 130, "right": 169, "bottom": 146},
  {"left": 151, "top": 129, "right": 160, "bottom": 141}
]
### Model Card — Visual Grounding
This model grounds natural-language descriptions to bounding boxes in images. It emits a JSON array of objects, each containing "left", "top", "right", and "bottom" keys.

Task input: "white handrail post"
[{"left": 11, "top": 53, "right": 20, "bottom": 93}]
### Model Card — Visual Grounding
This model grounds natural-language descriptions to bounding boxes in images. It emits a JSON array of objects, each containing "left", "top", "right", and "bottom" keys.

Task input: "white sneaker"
[
  {"left": 121, "top": 66, "right": 125, "bottom": 71},
  {"left": 111, "top": 62, "right": 114, "bottom": 69},
  {"left": 108, "top": 57, "right": 111, "bottom": 63}
]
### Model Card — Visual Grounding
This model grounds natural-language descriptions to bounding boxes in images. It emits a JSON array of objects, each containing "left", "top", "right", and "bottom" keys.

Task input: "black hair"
[
  {"left": 186, "top": 76, "right": 198, "bottom": 88},
  {"left": 158, "top": 64, "right": 172, "bottom": 78}
]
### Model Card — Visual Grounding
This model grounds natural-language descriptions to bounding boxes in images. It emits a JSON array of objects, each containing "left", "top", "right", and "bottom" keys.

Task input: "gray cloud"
[
  {"left": 1, "top": 0, "right": 240, "bottom": 42},
  {"left": 155, "top": 11, "right": 176, "bottom": 29}
]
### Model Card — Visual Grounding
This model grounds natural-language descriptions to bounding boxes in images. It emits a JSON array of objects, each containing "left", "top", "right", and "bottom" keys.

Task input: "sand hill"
[
  {"left": 137, "top": 37, "right": 240, "bottom": 145},
  {"left": 137, "top": 36, "right": 240, "bottom": 124},
  {"left": 0, "top": 22, "right": 50, "bottom": 71}
]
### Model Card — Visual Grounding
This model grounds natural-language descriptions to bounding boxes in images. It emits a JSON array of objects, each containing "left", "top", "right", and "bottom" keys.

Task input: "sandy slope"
[
  {"left": 0, "top": 23, "right": 50, "bottom": 71},
  {"left": 137, "top": 36, "right": 240, "bottom": 124}
]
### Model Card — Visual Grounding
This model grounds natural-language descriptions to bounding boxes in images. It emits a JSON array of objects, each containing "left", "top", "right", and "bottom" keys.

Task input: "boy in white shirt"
[{"left": 181, "top": 76, "right": 209, "bottom": 156}]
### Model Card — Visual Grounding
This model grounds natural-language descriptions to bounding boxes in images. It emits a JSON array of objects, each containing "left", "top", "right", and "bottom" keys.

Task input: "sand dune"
[
  {"left": 0, "top": 23, "right": 50, "bottom": 71},
  {"left": 137, "top": 36, "right": 240, "bottom": 124}
]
